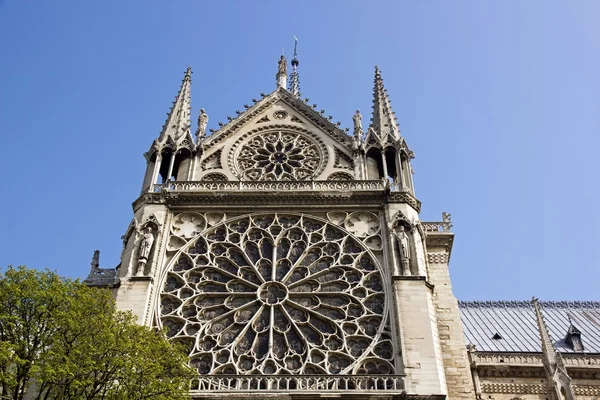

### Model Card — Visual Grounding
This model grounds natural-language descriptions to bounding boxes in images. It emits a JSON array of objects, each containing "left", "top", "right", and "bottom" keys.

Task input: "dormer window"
[{"left": 565, "top": 324, "right": 584, "bottom": 352}]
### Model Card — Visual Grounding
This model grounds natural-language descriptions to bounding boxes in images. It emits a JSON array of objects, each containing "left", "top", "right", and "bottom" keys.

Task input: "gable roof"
[
  {"left": 202, "top": 87, "right": 352, "bottom": 151},
  {"left": 459, "top": 301, "right": 600, "bottom": 353}
]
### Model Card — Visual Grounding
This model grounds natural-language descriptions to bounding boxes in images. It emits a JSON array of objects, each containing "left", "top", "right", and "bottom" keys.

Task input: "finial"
[
  {"left": 185, "top": 66, "right": 192, "bottom": 79},
  {"left": 288, "top": 36, "right": 301, "bottom": 98},
  {"left": 291, "top": 36, "right": 299, "bottom": 67}
]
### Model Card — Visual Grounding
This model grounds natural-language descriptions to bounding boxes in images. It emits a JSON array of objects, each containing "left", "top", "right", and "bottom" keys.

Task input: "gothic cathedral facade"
[{"left": 87, "top": 56, "right": 600, "bottom": 399}]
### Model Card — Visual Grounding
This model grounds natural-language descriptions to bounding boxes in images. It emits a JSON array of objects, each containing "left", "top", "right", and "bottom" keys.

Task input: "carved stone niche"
[
  {"left": 134, "top": 215, "right": 160, "bottom": 278},
  {"left": 390, "top": 211, "right": 413, "bottom": 277}
]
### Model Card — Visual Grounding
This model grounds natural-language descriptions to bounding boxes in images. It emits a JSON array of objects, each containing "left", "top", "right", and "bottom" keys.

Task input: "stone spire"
[
  {"left": 158, "top": 67, "right": 192, "bottom": 142},
  {"left": 370, "top": 66, "right": 401, "bottom": 139},
  {"left": 532, "top": 297, "right": 575, "bottom": 400},
  {"left": 288, "top": 36, "right": 301, "bottom": 98}
]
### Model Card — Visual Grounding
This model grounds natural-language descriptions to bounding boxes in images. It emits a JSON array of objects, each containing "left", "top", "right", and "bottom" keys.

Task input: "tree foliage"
[{"left": 0, "top": 266, "right": 195, "bottom": 400}]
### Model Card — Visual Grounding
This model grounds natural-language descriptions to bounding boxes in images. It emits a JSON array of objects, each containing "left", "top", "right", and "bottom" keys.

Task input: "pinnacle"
[
  {"left": 156, "top": 67, "right": 193, "bottom": 144},
  {"left": 369, "top": 66, "right": 401, "bottom": 139}
]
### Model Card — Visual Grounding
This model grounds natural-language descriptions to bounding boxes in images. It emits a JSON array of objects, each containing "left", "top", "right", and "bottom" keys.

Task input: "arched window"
[{"left": 365, "top": 148, "right": 383, "bottom": 180}]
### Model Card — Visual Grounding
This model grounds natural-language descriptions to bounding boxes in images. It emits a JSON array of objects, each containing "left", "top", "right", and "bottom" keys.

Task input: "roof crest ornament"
[{"left": 288, "top": 36, "right": 301, "bottom": 98}]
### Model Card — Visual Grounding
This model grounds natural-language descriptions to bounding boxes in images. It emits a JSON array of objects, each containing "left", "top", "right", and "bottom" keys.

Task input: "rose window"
[
  {"left": 159, "top": 213, "right": 395, "bottom": 376},
  {"left": 235, "top": 132, "right": 324, "bottom": 180}
]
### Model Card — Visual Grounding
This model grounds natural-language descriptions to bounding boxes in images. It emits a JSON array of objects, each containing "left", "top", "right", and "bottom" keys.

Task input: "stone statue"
[
  {"left": 351, "top": 135, "right": 360, "bottom": 152},
  {"left": 278, "top": 55, "right": 287, "bottom": 76},
  {"left": 138, "top": 227, "right": 155, "bottom": 261},
  {"left": 442, "top": 212, "right": 453, "bottom": 231},
  {"left": 136, "top": 227, "right": 155, "bottom": 276},
  {"left": 394, "top": 225, "right": 411, "bottom": 276},
  {"left": 197, "top": 108, "right": 208, "bottom": 138},
  {"left": 352, "top": 109, "right": 363, "bottom": 138}
]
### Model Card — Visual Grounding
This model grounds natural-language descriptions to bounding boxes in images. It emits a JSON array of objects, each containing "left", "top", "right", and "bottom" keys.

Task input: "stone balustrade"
[
  {"left": 191, "top": 374, "right": 405, "bottom": 394},
  {"left": 151, "top": 180, "right": 390, "bottom": 193}
]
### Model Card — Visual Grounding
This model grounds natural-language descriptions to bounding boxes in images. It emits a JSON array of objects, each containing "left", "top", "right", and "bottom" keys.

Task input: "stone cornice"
[
  {"left": 133, "top": 182, "right": 422, "bottom": 212},
  {"left": 471, "top": 351, "right": 600, "bottom": 380}
]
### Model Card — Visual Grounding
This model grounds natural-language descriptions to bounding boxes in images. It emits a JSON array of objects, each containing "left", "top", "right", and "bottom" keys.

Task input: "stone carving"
[
  {"left": 235, "top": 131, "right": 323, "bottom": 181},
  {"left": 272, "top": 110, "right": 288, "bottom": 120},
  {"left": 442, "top": 212, "right": 453, "bottom": 231},
  {"left": 137, "top": 227, "right": 155, "bottom": 276},
  {"left": 158, "top": 213, "right": 394, "bottom": 376},
  {"left": 171, "top": 212, "right": 206, "bottom": 238},
  {"left": 290, "top": 115, "right": 304, "bottom": 124},
  {"left": 277, "top": 55, "right": 287, "bottom": 76},
  {"left": 201, "top": 150, "right": 222, "bottom": 170},
  {"left": 201, "top": 172, "right": 228, "bottom": 181},
  {"left": 427, "top": 253, "right": 449, "bottom": 264},
  {"left": 352, "top": 109, "right": 363, "bottom": 138},
  {"left": 393, "top": 226, "right": 411, "bottom": 276},
  {"left": 481, "top": 382, "right": 547, "bottom": 394},
  {"left": 334, "top": 149, "right": 354, "bottom": 170},
  {"left": 197, "top": 109, "right": 209, "bottom": 139},
  {"left": 84, "top": 250, "right": 119, "bottom": 287},
  {"left": 327, "top": 172, "right": 354, "bottom": 181},
  {"left": 139, "top": 228, "right": 155, "bottom": 260},
  {"left": 345, "top": 212, "right": 380, "bottom": 238}
]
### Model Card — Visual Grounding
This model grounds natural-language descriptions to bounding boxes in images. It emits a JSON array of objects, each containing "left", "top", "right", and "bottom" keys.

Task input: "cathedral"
[{"left": 85, "top": 48, "right": 600, "bottom": 399}]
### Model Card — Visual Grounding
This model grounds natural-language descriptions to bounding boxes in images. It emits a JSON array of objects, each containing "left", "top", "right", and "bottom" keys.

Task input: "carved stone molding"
[
  {"left": 570, "top": 369, "right": 600, "bottom": 379},
  {"left": 473, "top": 352, "right": 544, "bottom": 366},
  {"left": 574, "top": 384, "right": 600, "bottom": 396},
  {"left": 387, "top": 192, "right": 421, "bottom": 211},
  {"left": 426, "top": 253, "right": 449, "bottom": 264},
  {"left": 563, "top": 354, "right": 600, "bottom": 367},
  {"left": 478, "top": 367, "right": 545, "bottom": 378},
  {"left": 481, "top": 382, "right": 547, "bottom": 394}
]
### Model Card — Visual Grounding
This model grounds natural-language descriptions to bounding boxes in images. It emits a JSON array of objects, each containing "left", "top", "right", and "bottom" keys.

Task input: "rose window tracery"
[
  {"left": 158, "top": 213, "right": 395, "bottom": 376},
  {"left": 235, "top": 132, "right": 324, "bottom": 180}
]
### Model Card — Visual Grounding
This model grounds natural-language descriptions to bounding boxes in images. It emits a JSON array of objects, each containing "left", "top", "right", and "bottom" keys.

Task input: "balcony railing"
[
  {"left": 150, "top": 180, "right": 403, "bottom": 193},
  {"left": 190, "top": 374, "right": 405, "bottom": 394}
]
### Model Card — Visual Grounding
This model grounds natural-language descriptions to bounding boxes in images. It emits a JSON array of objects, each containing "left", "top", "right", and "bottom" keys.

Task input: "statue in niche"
[
  {"left": 136, "top": 227, "right": 155, "bottom": 276},
  {"left": 393, "top": 225, "right": 411, "bottom": 276}
]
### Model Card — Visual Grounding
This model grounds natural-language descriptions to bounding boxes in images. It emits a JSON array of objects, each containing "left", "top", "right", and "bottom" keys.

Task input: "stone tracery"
[
  {"left": 158, "top": 213, "right": 395, "bottom": 376},
  {"left": 235, "top": 132, "right": 324, "bottom": 180}
]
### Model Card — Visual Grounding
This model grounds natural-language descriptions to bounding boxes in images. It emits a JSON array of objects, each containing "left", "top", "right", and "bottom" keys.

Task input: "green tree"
[{"left": 0, "top": 266, "right": 195, "bottom": 400}]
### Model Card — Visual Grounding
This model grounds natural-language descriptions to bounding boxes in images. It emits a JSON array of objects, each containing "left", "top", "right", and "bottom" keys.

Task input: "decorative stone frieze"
[
  {"left": 427, "top": 253, "right": 449, "bottom": 264},
  {"left": 481, "top": 382, "right": 547, "bottom": 394}
]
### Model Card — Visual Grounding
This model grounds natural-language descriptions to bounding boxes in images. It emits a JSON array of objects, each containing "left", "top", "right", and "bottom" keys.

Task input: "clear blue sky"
[{"left": 1, "top": 1, "right": 598, "bottom": 300}]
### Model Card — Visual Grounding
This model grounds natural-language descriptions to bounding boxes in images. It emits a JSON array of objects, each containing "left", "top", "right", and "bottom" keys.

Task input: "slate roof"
[{"left": 459, "top": 301, "right": 600, "bottom": 354}]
